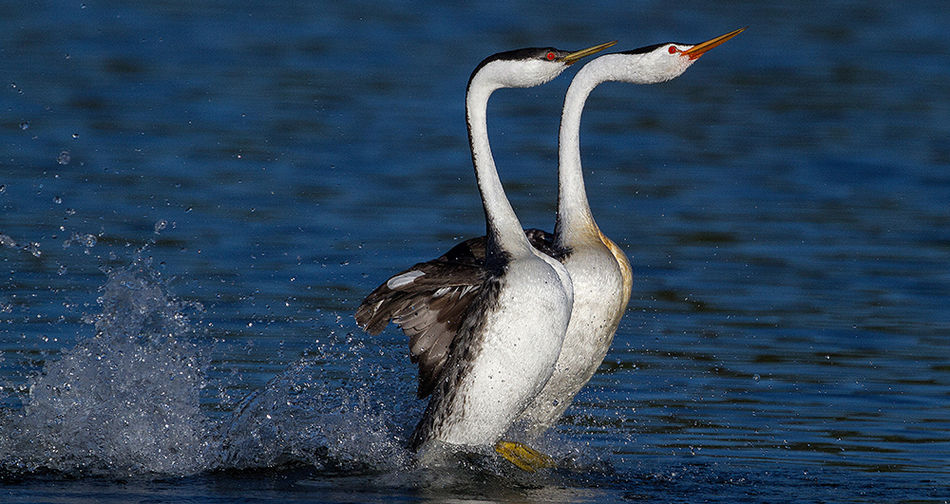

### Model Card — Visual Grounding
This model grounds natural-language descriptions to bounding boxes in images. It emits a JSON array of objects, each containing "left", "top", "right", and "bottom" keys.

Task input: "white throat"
[
  {"left": 466, "top": 67, "right": 533, "bottom": 258},
  {"left": 555, "top": 52, "right": 693, "bottom": 246}
]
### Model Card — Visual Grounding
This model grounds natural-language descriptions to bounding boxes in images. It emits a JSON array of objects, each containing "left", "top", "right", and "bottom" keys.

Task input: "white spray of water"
[
  {"left": 220, "top": 353, "right": 412, "bottom": 472},
  {"left": 0, "top": 261, "right": 212, "bottom": 477},
  {"left": 0, "top": 259, "right": 414, "bottom": 478}
]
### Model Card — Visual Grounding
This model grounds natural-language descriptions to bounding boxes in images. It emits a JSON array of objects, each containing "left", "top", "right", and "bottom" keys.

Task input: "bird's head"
[
  {"left": 470, "top": 41, "right": 617, "bottom": 91},
  {"left": 608, "top": 27, "right": 746, "bottom": 84}
]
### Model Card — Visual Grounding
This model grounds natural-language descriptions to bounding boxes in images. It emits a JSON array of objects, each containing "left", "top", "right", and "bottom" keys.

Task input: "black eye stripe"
[
  {"left": 619, "top": 42, "right": 687, "bottom": 55},
  {"left": 469, "top": 47, "right": 564, "bottom": 82},
  {"left": 491, "top": 47, "right": 561, "bottom": 62}
]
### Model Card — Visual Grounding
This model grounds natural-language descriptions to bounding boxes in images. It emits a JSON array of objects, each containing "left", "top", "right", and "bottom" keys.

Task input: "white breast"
[
  {"left": 437, "top": 252, "right": 573, "bottom": 446},
  {"left": 517, "top": 242, "right": 627, "bottom": 435}
]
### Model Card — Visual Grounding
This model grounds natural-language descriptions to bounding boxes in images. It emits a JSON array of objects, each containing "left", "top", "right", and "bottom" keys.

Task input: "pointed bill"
[{"left": 683, "top": 27, "right": 746, "bottom": 60}]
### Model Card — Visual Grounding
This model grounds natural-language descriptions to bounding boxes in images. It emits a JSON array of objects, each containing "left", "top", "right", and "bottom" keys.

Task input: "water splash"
[
  {"left": 0, "top": 258, "right": 414, "bottom": 479},
  {"left": 62, "top": 232, "right": 98, "bottom": 254},
  {"left": 0, "top": 233, "right": 42, "bottom": 258},
  {"left": 0, "top": 260, "right": 212, "bottom": 477},
  {"left": 221, "top": 354, "right": 411, "bottom": 473}
]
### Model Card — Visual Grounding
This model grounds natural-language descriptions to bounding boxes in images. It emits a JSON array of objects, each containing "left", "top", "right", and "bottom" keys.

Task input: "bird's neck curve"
[
  {"left": 466, "top": 74, "right": 532, "bottom": 261},
  {"left": 554, "top": 56, "right": 612, "bottom": 246}
]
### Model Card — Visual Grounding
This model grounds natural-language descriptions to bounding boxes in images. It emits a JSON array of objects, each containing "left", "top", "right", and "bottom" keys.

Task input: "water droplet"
[
  {"left": 57, "top": 151, "right": 71, "bottom": 165},
  {"left": 71, "top": 133, "right": 79, "bottom": 139},
  {"left": 19, "top": 121, "right": 29, "bottom": 130},
  {"left": 154, "top": 219, "right": 167, "bottom": 234},
  {"left": 58, "top": 264, "right": 68, "bottom": 276},
  {"left": 0, "top": 184, "right": 5, "bottom": 193},
  {"left": 26, "top": 242, "right": 42, "bottom": 258},
  {"left": 53, "top": 196, "right": 62, "bottom": 204}
]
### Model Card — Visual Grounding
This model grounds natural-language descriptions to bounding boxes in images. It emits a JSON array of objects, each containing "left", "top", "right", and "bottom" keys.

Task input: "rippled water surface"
[{"left": 2, "top": 1, "right": 948, "bottom": 502}]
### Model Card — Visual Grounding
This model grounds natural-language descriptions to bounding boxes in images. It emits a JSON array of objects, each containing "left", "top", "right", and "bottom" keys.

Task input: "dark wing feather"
[
  {"left": 353, "top": 229, "right": 562, "bottom": 398},
  {"left": 355, "top": 237, "right": 488, "bottom": 397},
  {"left": 524, "top": 228, "right": 561, "bottom": 259}
]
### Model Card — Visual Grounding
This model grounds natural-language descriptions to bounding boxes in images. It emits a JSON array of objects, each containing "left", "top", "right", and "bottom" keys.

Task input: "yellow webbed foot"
[{"left": 494, "top": 440, "right": 555, "bottom": 473}]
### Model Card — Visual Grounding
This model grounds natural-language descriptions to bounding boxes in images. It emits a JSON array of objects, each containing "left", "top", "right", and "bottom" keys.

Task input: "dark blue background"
[{"left": 2, "top": 1, "right": 948, "bottom": 502}]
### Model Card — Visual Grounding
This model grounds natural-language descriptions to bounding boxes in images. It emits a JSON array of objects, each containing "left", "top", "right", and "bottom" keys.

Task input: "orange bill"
[{"left": 683, "top": 27, "right": 746, "bottom": 60}]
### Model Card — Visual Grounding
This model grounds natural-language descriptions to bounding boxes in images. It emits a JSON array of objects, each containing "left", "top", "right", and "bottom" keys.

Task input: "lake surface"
[{"left": 2, "top": 1, "right": 948, "bottom": 502}]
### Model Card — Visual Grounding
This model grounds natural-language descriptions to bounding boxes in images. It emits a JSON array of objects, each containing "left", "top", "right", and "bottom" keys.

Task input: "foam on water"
[{"left": 0, "top": 259, "right": 412, "bottom": 479}]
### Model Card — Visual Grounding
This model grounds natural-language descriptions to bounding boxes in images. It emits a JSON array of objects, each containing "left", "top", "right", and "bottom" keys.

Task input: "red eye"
[
  {"left": 546, "top": 51, "right": 556, "bottom": 61},
  {"left": 668, "top": 46, "right": 678, "bottom": 54}
]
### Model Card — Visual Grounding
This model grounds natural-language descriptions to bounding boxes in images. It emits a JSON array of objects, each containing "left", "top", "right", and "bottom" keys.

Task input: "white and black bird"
[
  {"left": 356, "top": 42, "right": 615, "bottom": 460},
  {"left": 357, "top": 28, "right": 744, "bottom": 459}
]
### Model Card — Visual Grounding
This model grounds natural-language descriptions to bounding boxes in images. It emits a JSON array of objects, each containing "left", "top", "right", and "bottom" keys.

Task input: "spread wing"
[
  {"left": 354, "top": 229, "right": 559, "bottom": 398},
  {"left": 355, "top": 237, "right": 487, "bottom": 398}
]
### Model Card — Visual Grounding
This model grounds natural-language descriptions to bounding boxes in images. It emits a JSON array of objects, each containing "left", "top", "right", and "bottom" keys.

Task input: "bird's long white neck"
[
  {"left": 467, "top": 75, "right": 532, "bottom": 259},
  {"left": 556, "top": 53, "right": 662, "bottom": 246},
  {"left": 554, "top": 57, "right": 609, "bottom": 245}
]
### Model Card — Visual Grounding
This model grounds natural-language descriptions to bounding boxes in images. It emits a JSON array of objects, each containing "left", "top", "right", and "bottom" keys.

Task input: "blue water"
[{"left": 2, "top": 1, "right": 948, "bottom": 502}]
